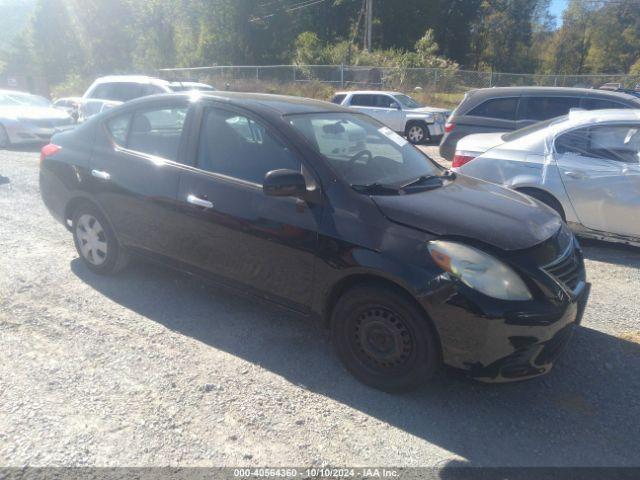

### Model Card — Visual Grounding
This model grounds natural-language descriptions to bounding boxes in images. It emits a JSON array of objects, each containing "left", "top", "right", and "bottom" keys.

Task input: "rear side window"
[
  {"left": 555, "top": 128, "right": 590, "bottom": 156},
  {"left": 89, "top": 84, "right": 111, "bottom": 99},
  {"left": 106, "top": 114, "right": 131, "bottom": 146},
  {"left": 350, "top": 94, "right": 376, "bottom": 107},
  {"left": 144, "top": 84, "right": 167, "bottom": 96},
  {"left": 520, "top": 97, "right": 580, "bottom": 121},
  {"left": 107, "top": 83, "right": 145, "bottom": 102},
  {"left": 467, "top": 97, "right": 518, "bottom": 120},
  {"left": 583, "top": 98, "right": 629, "bottom": 110},
  {"left": 91, "top": 82, "right": 146, "bottom": 102},
  {"left": 331, "top": 94, "right": 347, "bottom": 105},
  {"left": 127, "top": 107, "right": 187, "bottom": 161}
]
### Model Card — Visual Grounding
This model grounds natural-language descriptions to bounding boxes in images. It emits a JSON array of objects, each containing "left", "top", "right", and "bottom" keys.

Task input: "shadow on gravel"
[
  {"left": 71, "top": 258, "right": 640, "bottom": 467},
  {"left": 581, "top": 238, "right": 640, "bottom": 269}
]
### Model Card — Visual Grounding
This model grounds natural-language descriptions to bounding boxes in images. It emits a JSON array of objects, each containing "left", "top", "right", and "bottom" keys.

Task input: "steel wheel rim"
[
  {"left": 76, "top": 214, "right": 108, "bottom": 266},
  {"left": 350, "top": 306, "right": 415, "bottom": 371},
  {"left": 408, "top": 126, "right": 424, "bottom": 143}
]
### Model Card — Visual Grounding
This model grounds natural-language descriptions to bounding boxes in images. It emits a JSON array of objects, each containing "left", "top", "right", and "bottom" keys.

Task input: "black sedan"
[{"left": 39, "top": 92, "right": 590, "bottom": 391}]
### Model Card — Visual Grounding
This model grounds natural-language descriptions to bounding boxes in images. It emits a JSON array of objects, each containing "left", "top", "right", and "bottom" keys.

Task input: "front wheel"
[
  {"left": 331, "top": 285, "right": 439, "bottom": 392},
  {"left": 405, "top": 122, "right": 429, "bottom": 145},
  {"left": 72, "top": 203, "right": 128, "bottom": 274}
]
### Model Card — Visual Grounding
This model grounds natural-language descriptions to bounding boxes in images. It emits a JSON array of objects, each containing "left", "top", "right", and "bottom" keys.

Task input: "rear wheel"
[
  {"left": 331, "top": 285, "right": 439, "bottom": 392},
  {"left": 72, "top": 203, "right": 128, "bottom": 274},
  {"left": 405, "top": 122, "right": 430, "bottom": 145},
  {"left": 0, "top": 125, "right": 10, "bottom": 149}
]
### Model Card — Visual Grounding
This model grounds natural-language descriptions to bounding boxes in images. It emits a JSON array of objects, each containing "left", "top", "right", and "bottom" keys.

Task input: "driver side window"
[
  {"left": 556, "top": 125, "right": 640, "bottom": 164},
  {"left": 196, "top": 107, "right": 300, "bottom": 184},
  {"left": 375, "top": 95, "right": 399, "bottom": 109},
  {"left": 589, "top": 125, "right": 640, "bottom": 164}
]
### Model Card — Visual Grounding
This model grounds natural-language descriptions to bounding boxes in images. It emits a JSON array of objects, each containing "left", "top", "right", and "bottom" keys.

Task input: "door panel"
[
  {"left": 555, "top": 124, "right": 640, "bottom": 237},
  {"left": 174, "top": 105, "right": 321, "bottom": 310},
  {"left": 89, "top": 103, "right": 190, "bottom": 257},
  {"left": 176, "top": 173, "right": 320, "bottom": 309}
]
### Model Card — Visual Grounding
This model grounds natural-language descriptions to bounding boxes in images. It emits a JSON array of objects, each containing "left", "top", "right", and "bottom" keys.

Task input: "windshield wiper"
[
  {"left": 398, "top": 175, "right": 442, "bottom": 190},
  {"left": 398, "top": 171, "right": 456, "bottom": 190},
  {"left": 351, "top": 182, "right": 399, "bottom": 195}
]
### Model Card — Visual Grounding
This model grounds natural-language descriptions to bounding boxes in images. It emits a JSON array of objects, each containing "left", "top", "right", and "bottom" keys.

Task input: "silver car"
[
  {"left": 0, "top": 90, "right": 75, "bottom": 148},
  {"left": 455, "top": 109, "right": 640, "bottom": 246}
]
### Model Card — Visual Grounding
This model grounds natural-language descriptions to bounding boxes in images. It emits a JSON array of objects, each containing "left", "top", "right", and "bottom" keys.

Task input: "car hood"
[
  {"left": 371, "top": 174, "right": 561, "bottom": 251},
  {"left": 456, "top": 132, "right": 506, "bottom": 154},
  {"left": 0, "top": 106, "right": 71, "bottom": 120},
  {"left": 411, "top": 106, "right": 450, "bottom": 114},
  {"left": 406, "top": 107, "right": 450, "bottom": 119}
]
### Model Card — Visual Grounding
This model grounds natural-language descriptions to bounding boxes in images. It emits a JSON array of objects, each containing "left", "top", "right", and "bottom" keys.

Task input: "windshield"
[
  {"left": 393, "top": 94, "right": 422, "bottom": 109},
  {"left": 288, "top": 112, "right": 441, "bottom": 187},
  {"left": 502, "top": 115, "right": 568, "bottom": 142},
  {"left": 0, "top": 92, "right": 50, "bottom": 107}
]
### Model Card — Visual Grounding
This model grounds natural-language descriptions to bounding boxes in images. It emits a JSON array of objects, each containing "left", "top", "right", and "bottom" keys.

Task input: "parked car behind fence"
[
  {"left": 79, "top": 75, "right": 216, "bottom": 122},
  {"left": 440, "top": 87, "right": 640, "bottom": 161},
  {"left": 331, "top": 90, "right": 450, "bottom": 145}
]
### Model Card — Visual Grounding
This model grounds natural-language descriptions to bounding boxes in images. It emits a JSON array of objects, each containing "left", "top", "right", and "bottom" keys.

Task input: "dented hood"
[{"left": 372, "top": 174, "right": 561, "bottom": 251}]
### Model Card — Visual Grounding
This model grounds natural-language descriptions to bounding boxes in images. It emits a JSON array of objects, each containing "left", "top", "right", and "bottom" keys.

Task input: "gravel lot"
[{"left": 1, "top": 146, "right": 639, "bottom": 468}]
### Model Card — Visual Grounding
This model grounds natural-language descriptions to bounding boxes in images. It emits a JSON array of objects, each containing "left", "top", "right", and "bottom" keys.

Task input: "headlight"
[{"left": 428, "top": 240, "right": 532, "bottom": 301}]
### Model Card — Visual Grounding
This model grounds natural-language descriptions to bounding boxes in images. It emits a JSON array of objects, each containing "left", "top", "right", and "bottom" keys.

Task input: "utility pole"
[{"left": 364, "top": 0, "right": 373, "bottom": 52}]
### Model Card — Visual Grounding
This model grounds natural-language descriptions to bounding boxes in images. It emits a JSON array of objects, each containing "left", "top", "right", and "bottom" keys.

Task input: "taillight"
[
  {"left": 445, "top": 122, "right": 456, "bottom": 133},
  {"left": 452, "top": 153, "right": 475, "bottom": 168},
  {"left": 40, "top": 143, "right": 61, "bottom": 166}
]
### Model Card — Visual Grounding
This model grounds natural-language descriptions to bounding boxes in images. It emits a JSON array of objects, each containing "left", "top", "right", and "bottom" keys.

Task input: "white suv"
[
  {"left": 331, "top": 90, "right": 450, "bottom": 144},
  {"left": 79, "top": 76, "right": 215, "bottom": 122},
  {"left": 80, "top": 75, "right": 175, "bottom": 121}
]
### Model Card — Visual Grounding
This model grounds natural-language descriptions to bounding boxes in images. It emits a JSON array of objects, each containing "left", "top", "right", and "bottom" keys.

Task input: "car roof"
[
  {"left": 169, "top": 81, "right": 213, "bottom": 87},
  {"left": 498, "top": 109, "right": 640, "bottom": 145},
  {"left": 122, "top": 91, "right": 350, "bottom": 116},
  {"left": 564, "top": 108, "right": 640, "bottom": 125},
  {"left": 333, "top": 90, "right": 404, "bottom": 96},
  {"left": 92, "top": 75, "right": 170, "bottom": 86},
  {"left": 468, "top": 86, "right": 639, "bottom": 102}
]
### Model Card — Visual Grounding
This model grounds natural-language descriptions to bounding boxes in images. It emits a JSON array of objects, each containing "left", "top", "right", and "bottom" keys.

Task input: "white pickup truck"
[{"left": 331, "top": 90, "right": 450, "bottom": 144}]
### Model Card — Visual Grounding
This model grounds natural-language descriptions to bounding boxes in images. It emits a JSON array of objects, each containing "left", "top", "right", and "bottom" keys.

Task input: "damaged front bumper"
[{"left": 421, "top": 230, "right": 590, "bottom": 382}]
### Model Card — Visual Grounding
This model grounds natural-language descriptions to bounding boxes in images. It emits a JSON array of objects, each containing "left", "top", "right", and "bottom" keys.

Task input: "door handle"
[
  {"left": 91, "top": 169, "right": 110, "bottom": 180},
  {"left": 187, "top": 194, "right": 213, "bottom": 209},
  {"left": 564, "top": 170, "right": 585, "bottom": 180}
]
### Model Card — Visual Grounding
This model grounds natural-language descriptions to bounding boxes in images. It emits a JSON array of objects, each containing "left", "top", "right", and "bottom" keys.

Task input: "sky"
[{"left": 550, "top": 0, "right": 569, "bottom": 26}]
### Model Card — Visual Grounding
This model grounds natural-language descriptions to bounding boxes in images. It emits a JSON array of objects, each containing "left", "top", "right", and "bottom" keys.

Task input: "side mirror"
[
  {"left": 391, "top": 102, "right": 401, "bottom": 110},
  {"left": 263, "top": 169, "right": 307, "bottom": 198}
]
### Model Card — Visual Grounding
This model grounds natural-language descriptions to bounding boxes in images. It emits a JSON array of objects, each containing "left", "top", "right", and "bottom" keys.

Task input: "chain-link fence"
[{"left": 158, "top": 64, "right": 640, "bottom": 106}]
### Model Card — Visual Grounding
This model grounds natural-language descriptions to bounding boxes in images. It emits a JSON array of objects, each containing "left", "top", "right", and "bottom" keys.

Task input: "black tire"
[
  {"left": 71, "top": 202, "right": 128, "bottom": 274},
  {"left": 331, "top": 285, "right": 439, "bottom": 392},
  {"left": 519, "top": 188, "right": 566, "bottom": 222},
  {"left": 405, "top": 122, "right": 430, "bottom": 145},
  {"left": 0, "top": 125, "right": 10, "bottom": 149}
]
